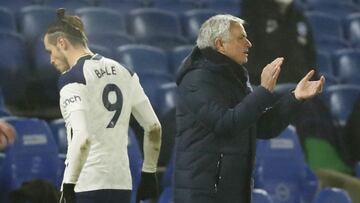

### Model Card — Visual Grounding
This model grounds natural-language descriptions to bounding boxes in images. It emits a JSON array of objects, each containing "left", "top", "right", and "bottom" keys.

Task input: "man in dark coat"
[{"left": 174, "top": 14, "right": 325, "bottom": 203}]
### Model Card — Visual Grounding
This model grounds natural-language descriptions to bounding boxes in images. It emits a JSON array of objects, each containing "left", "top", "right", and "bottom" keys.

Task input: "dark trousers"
[{"left": 76, "top": 189, "right": 131, "bottom": 203}]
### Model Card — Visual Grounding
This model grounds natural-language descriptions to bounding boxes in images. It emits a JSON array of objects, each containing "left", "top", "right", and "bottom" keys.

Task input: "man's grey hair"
[{"left": 196, "top": 14, "right": 245, "bottom": 49}]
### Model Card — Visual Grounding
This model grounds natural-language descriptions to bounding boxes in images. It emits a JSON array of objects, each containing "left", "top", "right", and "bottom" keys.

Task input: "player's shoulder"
[{"left": 58, "top": 55, "right": 91, "bottom": 91}]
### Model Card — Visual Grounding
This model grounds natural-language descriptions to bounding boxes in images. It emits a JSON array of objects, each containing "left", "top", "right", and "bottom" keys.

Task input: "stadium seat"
[
  {"left": 138, "top": 73, "right": 174, "bottom": 115},
  {"left": 97, "top": 0, "right": 142, "bottom": 14},
  {"left": 0, "top": 7, "right": 16, "bottom": 32},
  {"left": 152, "top": 0, "right": 196, "bottom": 13},
  {"left": 19, "top": 5, "right": 56, "bottom": 43},
  {"left": 305, "top": 12, "right": 344, "bottom": 42},
  {"left": 157, "top": 82, "right": 177, "bottom": 119},
  {"left": 314, "top": 36, "right": 349, "bottom": 55},
  {"left": 115, "top": 44, "right": 171, "bottom": 76},
  {"left": 0, "top": 118, "right": 61, "bottom": 200},
  {"left": 127, "top": 8, "right": 188, "bottom": 49},
  {"left": 304, "top": 0, "right": 354, "bottom": 6},
  {"left": 128, "top": 128, "right": 143, "bottom": 203},
  {"left": 0, "top": 0, "right": 42, "bottom": 12},
  {"left": 0, "top": 88, "right": 5, "bottom": 109},
  {"left": 48, "top": 119, "right": 67, "bottom": 155},
  {"left": 312, "top": 187, "right": 352, "bottom": 203},
  {"left": 45, "top": 0, "right": 93, "bottom": 11},
  {"left": 316, "top": 51, "right": 334, "bottom": 76},
  {"left": 332, "top": 49, "right": 360, "bottom": 85},
  {"left": 33, "top": 37, "right": 61, "bottom": 106},
  {"left": 356, "top": 162, "right": 360, "bottom": 177},
  {"left": 255, "top": 126, "right": 318, "bottom": 203},
  {"left": 157, "top": 187, "right": 173, "bottom": 203},
  {"left": 87, "top": 32, "right": 135, "bottom": 53},
  {"left": 169, "top": 45, "right": 193, "bottom": 76},
  {"left": 205, "top": 0, "right": 241, "bottom": 16},
  {"left": 0, "top": 109, "right": 10, "bottom": 118},
  {"left": 345, "top": 13, "right": 360, "bottom": 45},
  {"left": 321, "top": 84, "right": 360, "bottom": 126},
  {"left": 75, "top": 7, "right": 126, "bottom": 35},
  {"left": 308, "top": 2, "right": 359, "bottom": 19},
  {"left": 252, "top": 189, "right": 274, "bottom": 203},
  {"left": 182, "top": 9, "right": 218, "bottom": 42},
  {"left": 89, "top": 44, "right": 113, "bottom": 58},
  {"left": 0, "top": 31, "right": 29, "bottom": 105}
]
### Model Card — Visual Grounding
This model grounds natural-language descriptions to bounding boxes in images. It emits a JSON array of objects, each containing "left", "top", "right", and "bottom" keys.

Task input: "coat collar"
[{"left": 200, "top": 47, "right": 250, "bottom": 86}]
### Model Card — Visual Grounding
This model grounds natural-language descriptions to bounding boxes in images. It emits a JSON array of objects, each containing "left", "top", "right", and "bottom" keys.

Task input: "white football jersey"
[{"left": 58, "top": 54, "right": 153, "bottom": 192}]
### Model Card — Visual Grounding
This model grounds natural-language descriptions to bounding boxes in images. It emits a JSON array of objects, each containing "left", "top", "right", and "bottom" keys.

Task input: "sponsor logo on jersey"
[{"left": 62, "top": 95, "right": 81, "bottom": 108}]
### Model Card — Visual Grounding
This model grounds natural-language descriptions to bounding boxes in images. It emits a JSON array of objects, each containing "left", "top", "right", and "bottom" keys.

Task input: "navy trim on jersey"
[{"left": 58, "top": 55, "right": 92, "bottom": 91}]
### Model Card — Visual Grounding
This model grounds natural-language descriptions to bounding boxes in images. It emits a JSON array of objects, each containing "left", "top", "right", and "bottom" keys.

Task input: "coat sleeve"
[
  {"left": 179, "top": 70, "right": 277, "bottom": 137},
  {"left": 256, "top": 91, "right": 303, "bottom": 139}
]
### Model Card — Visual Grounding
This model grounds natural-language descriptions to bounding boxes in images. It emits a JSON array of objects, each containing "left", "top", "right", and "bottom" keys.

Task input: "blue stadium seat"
[
  {"left": 89, "top": 44, "right": 113, "bottom": 58},
  {"left": 321, "top": 84, "right": 360, "bottom": 126},
  {"left": 157, "top": 187, "right": 173, "bottom": 203},
  {"left": 152, "top": 0, "right": 196, "bottom": 13},
  {"left": 0, "top": 31, "right": 29, "bottom": 104},
  {"left": 204, "top": 0, "right": 241, "bottom": 16},
  {"left": 305, "top": 12, "right": 344, "bottom": 42},
  {"left": 157, "top": 82, "right": 177, "bottom": 118},
  {"left": 115, "top": 44, "right": 171, "bottom": 76},
  {"left": 97, "top": 0, "right": 142, "bottom": 14},
  {"left": 0, "top": 88, "right": 5, "bottom": 109},
  {"left": 45, "top": 0, "right": 93, "bottom": 11},
  {"left": 316, "top": 51, "right": 334, "bottom": 76},
  {"left": 0, "top": 118, "right": 61, "bottom": 200},
  {"left": 304, "top": 0, "right": 354, "bottom": 6},
  {"left": 345, "top": 13, "right": 360, "bottom": 45},
  {"left": 0, "top": 109, "right": 10, "bottom": 118},
  {"left": 128, "top": 128, "right": 143, "bottom": 203},
  {"left": 252, "top": 189, "right": 274, "bottom": 203},
  {"left": 87, "top": 32, "right": 135, "bottom": 53},
  {"left": 33, "top": 37, "right": 61, "bottom": 105},
  {"left": 356, "top": 162, "right": 360, "bottom": 177},
  {"left": 314, "top": 36, "right": 349, "bottom": 55},
  {"left": 332, "top": 49, "right": 360, "bottom": 85},
  {"left": 127, "top": 8, "right": 188, "bottom": 49},
  {"left": 48, "top": 119, "right": 67, "bottom": 155},
  {"left": 312, "top": 187, "right": 352, "bottom": 203},
  {"left": 19, "top": 5, "right": 56, "bottom": 43},
  {"left": 0, "top": 7, "right": 16, "bottom": 32},
  {"left": 0, "top": 0, "right": 43, "bottom": 12},
  {"left": 161, "top": 151, "right": 174, "bottom": 188},
  {"left": 75, "top": 7, "right": 126, "bottom": 35},
  {"left": 255, "top": 126, "right": 318, "bottom": 203},
  {"left": 182, "top": 9, "right": 218, "bottom": 42},
  {"left": 169, "top": 45, "right": 193, "bottom": 75},
  {"left": 308, "top": 2, "right": 359, "bottom": 19}
]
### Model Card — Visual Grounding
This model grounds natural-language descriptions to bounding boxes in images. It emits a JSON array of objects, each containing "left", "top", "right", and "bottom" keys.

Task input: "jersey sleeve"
[
  {"left": 130, "top": 74, "right": 149, "bottom": 106},
  {"left": 59, "top": 83, "right": 88, "bottom": 114}
]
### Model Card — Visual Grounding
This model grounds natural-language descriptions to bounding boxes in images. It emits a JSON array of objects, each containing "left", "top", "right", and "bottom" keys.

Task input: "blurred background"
[{"left": 0, "top": 0, "right": 360, "bottom": 202}]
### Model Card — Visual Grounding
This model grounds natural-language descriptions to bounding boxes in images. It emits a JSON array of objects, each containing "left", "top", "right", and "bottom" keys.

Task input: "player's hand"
[
  {"left": 260, "top": 57, "right": 283, "bottom": 92},
  {"left": 294, "top": 70, "right": 325, "bottom": 100},
  {"left": 136, "top": 172, "right": 159, "bottom": 203},
  {"left": 59, "top": 183, "right": 76, "bottom": 203}
]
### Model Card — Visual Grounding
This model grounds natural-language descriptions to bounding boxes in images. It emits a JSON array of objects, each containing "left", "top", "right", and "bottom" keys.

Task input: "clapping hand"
[{"left": 294, "top": 70, "right": 325, "bottom": 100}]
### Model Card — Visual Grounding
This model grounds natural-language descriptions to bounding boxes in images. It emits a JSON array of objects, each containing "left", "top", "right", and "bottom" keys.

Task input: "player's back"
[{"left": 59, "top": 54, "right": 139, "bottom": 192}]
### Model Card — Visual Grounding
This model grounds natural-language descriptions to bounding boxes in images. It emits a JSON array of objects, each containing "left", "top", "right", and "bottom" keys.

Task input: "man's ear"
[
  {"left": 56, "top": 36, "right": 68, "bottom": 50},
  {"left": 215, "top": 37, "right": 225, "bottom": 54}
]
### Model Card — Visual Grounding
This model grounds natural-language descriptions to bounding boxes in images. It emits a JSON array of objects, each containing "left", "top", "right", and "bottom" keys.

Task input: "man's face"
[
  {"left": 44, "top": 34, "right": 70, "bottom": 73},
  {"left": 221, "top": 23, "right": 252, "bottom": 65}
]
